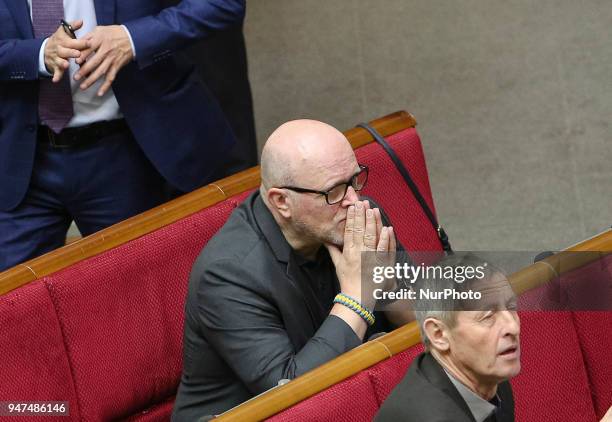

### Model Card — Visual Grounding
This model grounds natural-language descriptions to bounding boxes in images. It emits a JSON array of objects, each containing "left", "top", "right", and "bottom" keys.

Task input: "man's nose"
[
  {"left": 342, "top": 186, "right": 360, "bottom": 206},
  {"left": 501, "top": 310, "right": 520, "bottom": 337}
]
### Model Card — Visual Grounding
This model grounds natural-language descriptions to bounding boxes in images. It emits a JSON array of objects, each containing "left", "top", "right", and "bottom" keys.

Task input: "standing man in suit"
[
  {"left": 376, "top": 253, "right": 520, "bottom": 422},
  {"left": 0, "top": 0, "right": 245, "bottom": 271},
  {"left": 173, "top": 119, "right": 413, "bottom": 420}
]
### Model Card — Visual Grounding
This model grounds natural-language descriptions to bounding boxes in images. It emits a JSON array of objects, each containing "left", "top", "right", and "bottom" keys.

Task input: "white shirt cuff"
[
  {"left": 38, "top": 38, "right": 53, "bottom": 77},
  {"left": 121, "top": 25, "right": 137, "bottom": 59}
]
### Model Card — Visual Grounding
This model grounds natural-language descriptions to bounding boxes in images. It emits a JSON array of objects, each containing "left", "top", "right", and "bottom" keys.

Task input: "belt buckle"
[{"left": 47, "top": 127, "right": 65, "bottom": 148}]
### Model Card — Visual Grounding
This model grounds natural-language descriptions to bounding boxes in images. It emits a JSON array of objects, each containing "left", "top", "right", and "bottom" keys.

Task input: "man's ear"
[
  {"left": 267, "top": 188, "right": 292, "bottom": 219},
  {"left": 423, "top": 318, "right": 451, "bottom": 352}
]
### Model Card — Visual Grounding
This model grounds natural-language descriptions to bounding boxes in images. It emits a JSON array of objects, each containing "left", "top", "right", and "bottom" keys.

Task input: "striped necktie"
[{"left": 31, "top": 0, "right": 74, "bottom": 133}]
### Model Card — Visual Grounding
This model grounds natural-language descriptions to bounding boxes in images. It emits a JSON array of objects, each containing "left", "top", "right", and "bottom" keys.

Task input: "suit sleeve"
[
  {"left": 122, "top": 0, "right": 246, "bottom": 69},
  {"left": 0, "top": 38, "right": 44, "bottom": 81},
  {"left": 196, "top": 258, "right": 362, "bottom": 395}
]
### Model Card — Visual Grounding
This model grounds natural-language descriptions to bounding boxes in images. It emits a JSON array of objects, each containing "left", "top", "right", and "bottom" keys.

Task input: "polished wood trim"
[
  {"left": 344, "top": 111, "right": 417, "bottom": 150},
  {"left": 509, "top": 228, "right": 612, "bottom": 295},
  {"left": 0, "top": 111, "right": 417, "bottom": 296},
  {"left": 566, "top": 228, "right": 612, "bottom": 252},
  {"left": 216, "top": 228, "right": 612, "bottom": 421}
]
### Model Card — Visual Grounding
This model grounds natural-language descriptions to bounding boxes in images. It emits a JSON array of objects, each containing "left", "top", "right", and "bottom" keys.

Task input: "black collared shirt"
[{"left": 295, "top": 247, "right": 339, "bottom": 324}]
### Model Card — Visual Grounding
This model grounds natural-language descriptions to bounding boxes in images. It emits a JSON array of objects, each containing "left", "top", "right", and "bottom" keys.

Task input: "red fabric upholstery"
[
  {"left": 572, "top": 311, "right": 612, "bottom": 420},
  {"left": 562, "top": 255, "right": 612, "bottom": 310},
  {"left": 0, "top": 280, "right": 80, "bottom": 421},
  {"left": 365, "top": 344, "right": 424, "bottom": 406},
  {"left": 43, "top": 200, "right": 236, "bottom": 421},
  {"left": 266, "top": 371, "right": 379, "bottom": 422},
  {"left": 357, "top": 128, "right": 443, "bottom": 252},
  {"left": 519, "top": 254, "right": 612, "bottom": 311},
  {"left": 511, "top": 312, "right": 597, "bottom": 422},
  {"left": 516, "top": 256, "right": 612, "bottom": 418},
  {"left": 572, "top": 251, "right": 612, "bottom": 419}
]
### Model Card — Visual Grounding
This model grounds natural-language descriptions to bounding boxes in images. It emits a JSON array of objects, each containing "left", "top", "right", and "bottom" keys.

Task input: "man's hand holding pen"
[
  {"left": 44, "top": 20, "right": 135, "bottom": 96},
  {"left": 43, "top": 20, "right": 87, "bottom": 82}
]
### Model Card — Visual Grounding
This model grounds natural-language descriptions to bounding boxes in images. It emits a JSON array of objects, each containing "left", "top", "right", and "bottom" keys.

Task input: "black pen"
[{"left": 60, "top": 19, "right": 77, "bottom": 39}]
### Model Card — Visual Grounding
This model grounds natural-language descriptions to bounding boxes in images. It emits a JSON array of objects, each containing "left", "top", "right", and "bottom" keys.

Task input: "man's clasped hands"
[
  {"left": 44, "top": 20, "right": 134, "bottom": 96},
  {"left": 326, "top": 200, "right": 396, "bottom": 312}
]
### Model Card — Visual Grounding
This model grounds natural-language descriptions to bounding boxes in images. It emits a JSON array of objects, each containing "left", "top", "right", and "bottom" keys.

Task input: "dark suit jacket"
[
  {"left": 172, "top": 191, "right": 392, "bottom": 421},
  {"left": 0, "top": 0, "right": 244, "bottom": 210},
  {"left": 376, "top": 352, "right": 515, "bottom": 422}
]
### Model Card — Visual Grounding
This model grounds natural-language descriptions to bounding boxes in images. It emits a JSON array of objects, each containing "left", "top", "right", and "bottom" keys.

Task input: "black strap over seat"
[{"left": 357, "top": 123, "right": 452, "bottom": 253}]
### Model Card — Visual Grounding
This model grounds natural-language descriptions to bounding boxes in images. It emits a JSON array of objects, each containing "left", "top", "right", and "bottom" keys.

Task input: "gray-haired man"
[{"left": 376, "top": 253, "right": 520, "bottom": 422}]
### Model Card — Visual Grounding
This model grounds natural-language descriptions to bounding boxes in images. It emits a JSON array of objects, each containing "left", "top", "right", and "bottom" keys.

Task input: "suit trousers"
[{"left": 0, "top": 128, "right": 170, "bottom": 272}]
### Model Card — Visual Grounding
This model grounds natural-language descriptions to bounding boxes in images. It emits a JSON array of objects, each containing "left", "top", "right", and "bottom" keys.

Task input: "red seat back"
[
  {"left": 266, "top": 371, "right": 379, "bottom": 422},
  {"left": 573, "top": 311, "right": 612, "bottom": 420},
  {"left": 571, "top": 257, "right": 612, "bottom": 419},
  {"left": 357, "top": 127, "right": 442, "bottom": 252},
  {"left": 43, "top": 200, "right": 237, "bottom": 421},
  {"left": 517, "top": 255, "right": 612, "bottom": 419},
  {"left": 512, "top": 312, "right": 597, "bottom": 422},
  {"left": 0, "top": 280, "right": 80, "bottom": 420},
  {"left": 365, "top": 344, "right": 424, "bottom": 406}
]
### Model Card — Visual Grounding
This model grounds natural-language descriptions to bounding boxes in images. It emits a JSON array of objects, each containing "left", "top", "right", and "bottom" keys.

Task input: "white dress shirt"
[{"left": 28, "top": 0, "right": 135, "bottom": 128}]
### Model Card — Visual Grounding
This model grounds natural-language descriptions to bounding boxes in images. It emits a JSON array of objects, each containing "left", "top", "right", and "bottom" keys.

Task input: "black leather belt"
[{"left": 37, "top": 119, "right": 130, "bottom": 148}]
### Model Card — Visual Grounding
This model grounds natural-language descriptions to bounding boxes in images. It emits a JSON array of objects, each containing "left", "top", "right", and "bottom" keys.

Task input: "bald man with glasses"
[{"left": 173, "top": 119, "right": 414, "bottom": 420}]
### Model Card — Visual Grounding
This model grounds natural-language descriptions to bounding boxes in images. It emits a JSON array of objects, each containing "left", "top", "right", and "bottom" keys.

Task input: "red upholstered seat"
[
  {"left": 516, "top": 256, "right": 612, "bottom": 418},
  {"left": 519, "top": 254, "right": 612, "bottom": 312},
  {"left": 512, "top": 312, "right": 597, "bottom": 422},
  {"left": 358, "top": 128, "right": 442, "bottom": 252},
  {"left": 0, "top": 280, "right": 80, "bottom": 421},
  {"left": 266, "top": 371, "right": 379, "bottom": 422},
  {"left": 265, "top": 345, "right": 424, "bottom": 422},
  {"left": 573, "top": 311, "right": 612, "bottom": 420},
  {"left": 43, "top": 200, "right": 236, "bottom": 421},
  {"left": 365, "top": 344, "right": 424, "bottom": 406},
  {"left": 571, "top": 255, "right": 612, "bottom": 419}
]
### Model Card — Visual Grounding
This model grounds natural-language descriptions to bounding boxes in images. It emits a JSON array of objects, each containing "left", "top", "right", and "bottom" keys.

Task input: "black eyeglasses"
[{"left": 279, "top": 164, "right": 369, "bottom": 205}]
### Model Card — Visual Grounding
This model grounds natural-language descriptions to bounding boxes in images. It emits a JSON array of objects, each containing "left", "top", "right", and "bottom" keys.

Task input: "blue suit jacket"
[{"left": 0, "top": 0, "right": 245, "bottom": 211}]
